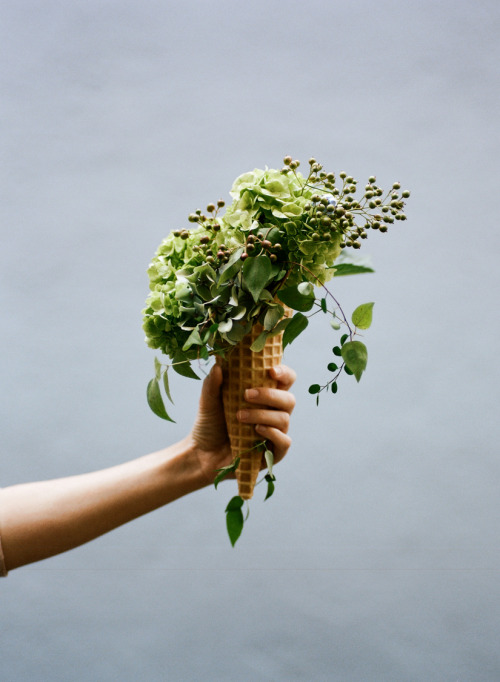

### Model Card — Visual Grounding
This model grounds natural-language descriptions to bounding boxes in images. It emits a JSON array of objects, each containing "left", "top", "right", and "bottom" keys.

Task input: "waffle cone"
[{"left": 216, "top": 306, "right": 292, "bottom": 500}]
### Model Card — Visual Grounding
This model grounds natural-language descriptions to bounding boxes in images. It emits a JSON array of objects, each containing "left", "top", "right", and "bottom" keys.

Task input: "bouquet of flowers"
[{"left": 143, "top": 156, "right": 409, "bottom": 543}]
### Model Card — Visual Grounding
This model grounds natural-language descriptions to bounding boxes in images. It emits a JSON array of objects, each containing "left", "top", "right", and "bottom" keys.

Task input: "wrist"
[{"left": 157, "top": 436, "right": 212, "bottom": 498}]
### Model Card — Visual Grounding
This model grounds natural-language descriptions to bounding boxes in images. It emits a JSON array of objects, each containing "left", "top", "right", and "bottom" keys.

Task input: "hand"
[{"left": 189, "top": 363, "right": 296, "bottom": 486}]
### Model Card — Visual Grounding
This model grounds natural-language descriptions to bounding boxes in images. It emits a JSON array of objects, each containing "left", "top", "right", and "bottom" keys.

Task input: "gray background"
[{"left": 1, "top": 0, "right": 499, "bottom": 680}]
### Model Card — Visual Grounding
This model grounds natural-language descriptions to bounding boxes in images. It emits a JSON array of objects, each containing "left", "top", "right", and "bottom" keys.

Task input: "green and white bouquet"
[
  {"left": 142, "top": 156, "right": 409, "bottom": 543},
  {"left": 143, "top": 156, "right": 409, "bottom": 413}
]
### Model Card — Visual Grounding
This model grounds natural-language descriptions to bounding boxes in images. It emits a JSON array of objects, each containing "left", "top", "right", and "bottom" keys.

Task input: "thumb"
[{"left": 199, "top": 363, "right": 223, "bottom": 410}]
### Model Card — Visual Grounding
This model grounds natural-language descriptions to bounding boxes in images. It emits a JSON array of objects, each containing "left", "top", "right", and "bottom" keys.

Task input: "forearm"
[{"left": 0, "top": 437, "right": 205, "bottom": 571}]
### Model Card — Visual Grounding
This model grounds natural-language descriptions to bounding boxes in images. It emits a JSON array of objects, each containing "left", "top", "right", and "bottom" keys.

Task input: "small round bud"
[
  {"left": 262, "top": 240, "right": 272, "bottom": 248},
  {"left": 368, "top": 176, "right": 376, "bottom": 183},
  {"left": 312, "top": 233, "right": 320, "bottom": 241},
  {"left": 181, "top": 231, "right": 189, "bottom": 240},
  {"left": 283, "top": 155, "right": 292, "bottom": 165},
  {"left": 308, "top": 157, "right": 317, "bottom": 165},
  {"left": 270, "top": 254, "right": 277, "bottom": 263},
  {"left": 206, "top": 203, "right": 216, "bottom": 213},
  {"left": 240, "top": 252, "right": 248, "bottom": 261},
  {"left": 339, "top": 172, "right": 346, "bottom": 179},
  {"left": 213, "top": 223, "right": 221, "bottom": 232},
  {"left": 402, "top": 190, "right": 410, "bottom": 198},
  {"left": 274, "top": 243, "right": 282, "bottom": 250},
  {"left": 217, "top": 251, "right": 224, "bottom": 258},
  {"left": 392, "top": 182, "right": 401, "bottom": 189},
  {"left": 188, "top": 213, "right": 198, "bottom": 223},
  {"left": 217, "top": 199, "right": 225, "bottom": 208},
  {"left": 173, "top": 230, "right": 181, "bottom": 237}
]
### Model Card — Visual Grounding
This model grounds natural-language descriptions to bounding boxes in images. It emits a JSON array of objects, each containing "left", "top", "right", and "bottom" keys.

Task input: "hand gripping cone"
[{"left": 216, "top": 307, "right": 291, "bottom": 499}]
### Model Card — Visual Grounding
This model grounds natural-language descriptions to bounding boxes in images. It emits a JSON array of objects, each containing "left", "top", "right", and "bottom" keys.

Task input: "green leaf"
[
  {"left": 218, "top": 248, "right": 245, "bottom": 283},
  {"left": 225, "top": 495, "right": 244, "bottom": 546},
  {"left": 163, "top": 368, "right": 173, "bottom": 404},
  {"left": 308, "top": 384, "right": 321, "bottom": 394},
  {"left": 331, "top": 381, "right": 338, "bottom": 393},
  {"left": 352, "top": 302, "right": 374, "bottom": 329},
  {"left": 242, "top": 255, "right": 273, "bottom": 302},
  {"left": 264, "top": 474, "right": 275, "bottom": 501},
  {"left": 146, "top": 378, "right": 175, "bottom": 422},
  {"left": 263, "top": 305, "right": 284, "bottom": 331},
  {"left": 327, "top": 362, "right": 338, "bottom": 372},
  {"left": 331, "top": 252, "right": 375, "bottom": 277},
  {"left": 278, "top": 284, "right": 315, "bottom": 312},
  {"left": 225, "top": 495, "right": 245, "bottom": 512},
  {"left": 320, "top": 297, "right": 327, "bottom": 313},
  {"left": 341, "top": 341, "right": 368, "bottom": 382},
  {"left": 214, "top": 457, "right": 240, "bottom": 489},
  {"left": 264, "top": 449, "right": 274, "bottom": 477},
  {"left": 332, "top": 346, "right": 342, "bottom": 356},
  {"left": 267, "top": 317, "right": 292, "bottom": 337},
  {"left": 331, "top": 263, "right": 375, "bottom": 276},
  {"left": 182, "top": 327, "right": 203, "bottom": 351},
  {"left": 250, "top": 331, "right": 269, "bottom": 352},
  {"left": 172, "top": 354, "right": 201, "bottom": 380},
  {"left": 154, "top": 357, "right": 162, "bottom": 381},
  {"left": 340, "top": 333, "right": 349, "bottom": 346},
  {"left": 297, "top": 281, "right": 314, "bottom": 296},
  {"left": 282, "top": 312, "right": 308, "bottom": 349}
]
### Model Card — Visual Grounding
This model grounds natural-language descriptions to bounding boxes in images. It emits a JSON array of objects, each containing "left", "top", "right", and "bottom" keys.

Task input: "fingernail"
[
  {"left": 245, "top": 388, "right": 259, "bottom": 400},
  {"left": 237, "top": 410, "right": 249, "bottom": 421},
  {"left": 272, "top": 366, "right": 282, "bottom": 377}
]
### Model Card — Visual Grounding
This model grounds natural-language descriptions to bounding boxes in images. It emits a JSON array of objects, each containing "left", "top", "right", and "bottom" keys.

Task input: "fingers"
[
  {"left": 243, "top": 386, "right": 296, "bottom": 414},
  {"left": 255, "top": 425, "right": 292, "bottom": 463},
  {"left": 237, "top": 406, "right": 290, "bottom": 432},
  {"left": 268, "top": 364, "right": 297, "bottom": 390}
]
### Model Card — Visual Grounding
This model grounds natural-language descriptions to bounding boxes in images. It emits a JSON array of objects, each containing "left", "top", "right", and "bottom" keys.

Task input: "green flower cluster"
[
  {"left": 142, "top": 156, "right": 409, "bottom": 376},
  {"left": 223, "top": 166, "right": 342, "bottom": 285}
]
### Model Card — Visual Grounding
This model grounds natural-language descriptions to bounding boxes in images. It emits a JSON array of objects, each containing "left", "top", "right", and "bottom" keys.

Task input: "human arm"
[{"left": 0, "top": 364, "right": 295, "bottom": 571}]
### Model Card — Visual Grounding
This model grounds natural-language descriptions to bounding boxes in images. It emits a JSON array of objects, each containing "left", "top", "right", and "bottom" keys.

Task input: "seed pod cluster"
[{"left": 281, "top": 156, "right": 409, "bottom": 250}]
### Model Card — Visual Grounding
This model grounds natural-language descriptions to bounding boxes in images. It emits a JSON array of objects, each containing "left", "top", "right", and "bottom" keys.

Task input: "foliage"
[{"left": 142, "top": 156, "right": 410, "bottom": 543}]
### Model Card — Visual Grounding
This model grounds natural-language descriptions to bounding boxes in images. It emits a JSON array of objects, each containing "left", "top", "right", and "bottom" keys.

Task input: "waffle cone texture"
[{"left": 216, "top": 306, "right": 292, "bottom": 499}]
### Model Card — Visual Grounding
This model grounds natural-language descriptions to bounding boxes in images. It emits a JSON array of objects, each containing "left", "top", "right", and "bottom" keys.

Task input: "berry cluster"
[
  {"left": 281, "top": 156, "right": 409, "bottom": 250},
  {"left": 241, "top": 232, "right": 282, "bottom": 262}
]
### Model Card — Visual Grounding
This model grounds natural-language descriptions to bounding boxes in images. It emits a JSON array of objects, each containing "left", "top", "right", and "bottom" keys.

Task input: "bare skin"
[{"left": 0, "top": 364, "right": 296, "bottom": 571}]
